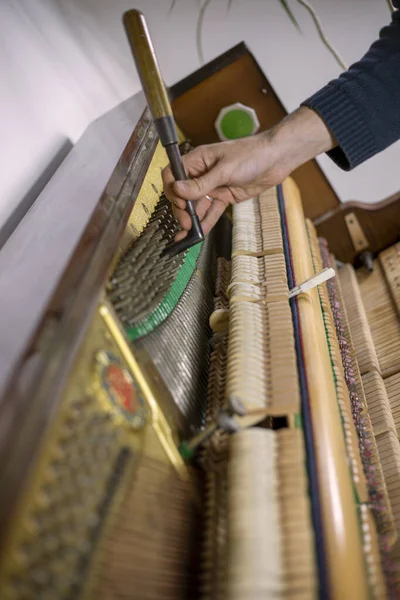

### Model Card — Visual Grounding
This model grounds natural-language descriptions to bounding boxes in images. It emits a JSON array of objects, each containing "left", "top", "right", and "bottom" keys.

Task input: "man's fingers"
[
  {"left": 200, "top": 198, "right": 227, "bottom": 235},
  {"left": 172, "top": 205, "right": 192, "bottom": 231},
  {"left": 172, "top": 196, "right": 187, "bottom": 210},
  {"left": 161, "top": 164, "right": 174, "bottom": 190},
  {"left": 162, "top": 166, "right": 187, "bottom": 209},
  {"left": 162, "top": 146, "right": 215, "bottom": 205},
  {"left": 172, "top": 194, "right": 227, "bottom": 241},
  {"left": 172, "top": 196, "right": 212, "bottom": 229},
  {"left": 175, "top": 229, "right": 188, "bottom": 242},
  {"left": 193, "top": 196, "right": 211, "bottom": 221},
  {"left": 173, "top": 164, "right": 226, "bottom": 201}
]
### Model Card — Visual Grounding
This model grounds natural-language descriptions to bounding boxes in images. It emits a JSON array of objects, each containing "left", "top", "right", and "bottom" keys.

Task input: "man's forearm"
[{"left": 261, "top": 106, "right": 337, "bottom": 176}]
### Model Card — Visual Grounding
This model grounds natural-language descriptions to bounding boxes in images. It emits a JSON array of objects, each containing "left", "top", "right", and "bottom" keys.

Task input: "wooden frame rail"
[{"left": 283, "top": 178, "right": 369, "bottom": 599}]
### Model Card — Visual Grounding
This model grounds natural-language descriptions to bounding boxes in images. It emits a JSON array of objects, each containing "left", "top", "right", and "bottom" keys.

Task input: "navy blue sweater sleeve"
[{"left": 301, "top": 10, "right": 400, "bottom": 170}]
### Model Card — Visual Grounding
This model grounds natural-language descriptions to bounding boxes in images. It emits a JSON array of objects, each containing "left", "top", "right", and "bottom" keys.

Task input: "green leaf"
[{"left": 279, "top": 0, "right": 302, "bottom": 32}]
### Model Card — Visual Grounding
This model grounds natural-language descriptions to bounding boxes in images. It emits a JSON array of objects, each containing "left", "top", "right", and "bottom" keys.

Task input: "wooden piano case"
[{"left": 0, "top": 41, "right": 399, "bottom": 600}]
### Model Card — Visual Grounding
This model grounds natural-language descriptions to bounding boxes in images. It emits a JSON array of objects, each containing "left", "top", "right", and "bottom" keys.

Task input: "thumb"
[{"left": 173, "top": 166, "right": 225, "bottom": 200}]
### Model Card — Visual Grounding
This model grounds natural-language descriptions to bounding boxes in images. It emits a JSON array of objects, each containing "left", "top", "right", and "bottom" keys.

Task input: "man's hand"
[{"left": 162, "top": 107, "right": 335, "bottom": 240}]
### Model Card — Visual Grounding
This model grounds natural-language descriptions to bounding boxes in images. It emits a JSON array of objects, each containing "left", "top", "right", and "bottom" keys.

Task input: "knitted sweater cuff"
[{"left": 301, "top": 83, "right": 377, "bottom": 171}]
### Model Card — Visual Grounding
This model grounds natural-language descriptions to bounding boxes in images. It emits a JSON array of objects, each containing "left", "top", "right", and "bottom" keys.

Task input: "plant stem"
[{"left": 196, "top": 0, "right": 213, "bottom": 65}]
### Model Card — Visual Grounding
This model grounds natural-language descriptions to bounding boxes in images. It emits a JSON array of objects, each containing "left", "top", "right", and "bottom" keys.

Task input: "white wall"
[{"left": 1, "top": 0, "right": 397, "bottom": 233}]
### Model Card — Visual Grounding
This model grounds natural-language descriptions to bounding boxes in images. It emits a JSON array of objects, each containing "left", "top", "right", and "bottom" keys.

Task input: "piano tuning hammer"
[{"left": 123, "top": 9, "right": 204, "bottom": 257}]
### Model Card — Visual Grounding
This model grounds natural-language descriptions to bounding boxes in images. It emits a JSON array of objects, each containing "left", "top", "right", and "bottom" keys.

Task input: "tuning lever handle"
[{"left": 123, "top": 9, "right": 204, "bottom": 256}]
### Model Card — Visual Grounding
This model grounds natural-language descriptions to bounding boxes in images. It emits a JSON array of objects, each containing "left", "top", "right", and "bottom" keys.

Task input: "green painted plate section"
[
  {"left": 220, "top": 108, "right": 255, "bottom": 139},
  {"left": 126, "top": 242, "right": 203, "bottom": 341}
]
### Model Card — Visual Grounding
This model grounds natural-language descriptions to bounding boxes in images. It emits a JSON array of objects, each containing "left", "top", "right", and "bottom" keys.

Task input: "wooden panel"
[
  {"left": 315, "top": 193, "right": 400, "bottom": 263},
  {"left": 0, "top": 107, "right": 156, "bottom": 547},
  {"left": 171, "top": 48, "right": 339, "bottom": 220},
  {"left": 282, "top": 178, "right": 369, "bottom": 600},
  {"left": 379, "top": 243, "right": 400, "bottom": 316},
  {"left": 0, "top": 94, "right": 146, "bottom": 399}
]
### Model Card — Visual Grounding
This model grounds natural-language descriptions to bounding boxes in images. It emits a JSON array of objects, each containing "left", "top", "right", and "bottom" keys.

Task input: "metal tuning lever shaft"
[{"left": 123, "top": 9, "right": 204, "bottom": 257}]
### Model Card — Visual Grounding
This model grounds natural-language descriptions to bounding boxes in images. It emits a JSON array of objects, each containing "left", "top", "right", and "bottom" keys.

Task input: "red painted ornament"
[{"left": 106, "top": 363, "right": 138, "bottom": 415}]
